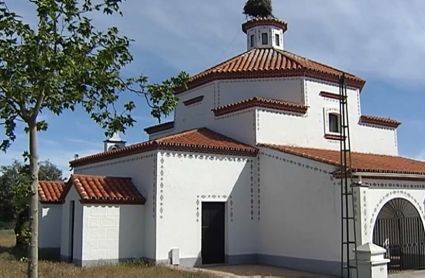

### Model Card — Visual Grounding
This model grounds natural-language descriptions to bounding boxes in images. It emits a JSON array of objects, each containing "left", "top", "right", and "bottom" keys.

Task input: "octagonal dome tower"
[{"left": 242, "top": 17, "right": 288, "bottom": 51}]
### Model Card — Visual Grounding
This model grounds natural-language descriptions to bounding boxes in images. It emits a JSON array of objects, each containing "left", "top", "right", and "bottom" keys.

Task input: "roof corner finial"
[
  {"left": 109, "top": 132, "right": 122, "bottom": 142},
  {"left": 243, "top": 0, "right": 274, "bottom": 19}
]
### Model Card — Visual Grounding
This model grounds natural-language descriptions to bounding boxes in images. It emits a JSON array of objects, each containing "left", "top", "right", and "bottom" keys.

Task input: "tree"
[
  {"left": 38, "top": 160, "right": 65, "bottom": 181},
  {"left": 0, "top": 1, "right": 188, "bottom": 277},
  {"left": 243, "top": 0, "right": 274, "bottom": 18},
  {"left": 0, "top": 159, "right": 64, "bottom": 248}
]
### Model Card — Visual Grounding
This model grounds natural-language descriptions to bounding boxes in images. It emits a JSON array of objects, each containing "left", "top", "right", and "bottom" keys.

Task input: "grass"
[{"left": 0, "top": 229, "right": 213, "bottom": 278}]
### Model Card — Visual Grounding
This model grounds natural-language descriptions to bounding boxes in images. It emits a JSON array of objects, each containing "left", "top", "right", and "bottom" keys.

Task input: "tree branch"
[
  {"left": 30, "top": 91, "right": 44, "bottom": 122},
  {"left": 0, "top": 91, "right": 25, "bottom": 120}
]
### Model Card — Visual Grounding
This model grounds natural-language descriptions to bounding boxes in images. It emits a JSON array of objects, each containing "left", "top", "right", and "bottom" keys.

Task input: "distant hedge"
[{"left": 0, "top": 221, "right": 14, "bottom": 230}]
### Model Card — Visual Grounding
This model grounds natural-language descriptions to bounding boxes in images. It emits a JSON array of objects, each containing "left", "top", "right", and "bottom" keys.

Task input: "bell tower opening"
[
  {"left": 103, "top": 132, "right": 126, "bottom": 152},
  {"left": 242, "top": 17, "right": 287, "bottom": 51}
]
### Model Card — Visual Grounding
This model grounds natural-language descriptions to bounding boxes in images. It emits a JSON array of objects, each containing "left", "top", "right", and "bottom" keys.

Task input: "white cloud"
[
  {"left": 2, "top": 135, "right": 101, "bottom": 180},
  {"left": 4, "top": 0, "right": 425, "bottom": 169},
  {"left": 106, "top": 0, "right": 425, "bottom": 86},
  {"left": 9, "top": 1, "right": 425, "bottom": 85}
]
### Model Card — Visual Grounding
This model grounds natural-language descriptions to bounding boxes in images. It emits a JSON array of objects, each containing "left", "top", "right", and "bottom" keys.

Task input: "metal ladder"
[{"left": 339, "top": 74, "right": 359, "bottom": 278}]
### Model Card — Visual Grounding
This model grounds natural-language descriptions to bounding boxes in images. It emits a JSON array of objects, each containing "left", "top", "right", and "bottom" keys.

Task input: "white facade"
[
  {"left": 246, "top": 25, "right": 285, "bottom": 51},
  {"left": 74, "top": 151, "right": 157, "bottom": 261},
  {"left": 60, "top": 185, "right": 145, "bottom": 266},
  {"left": 155, "top": 151, "right": 256, "bottom": 266},
  {"left": 258, "top": 147, "right": 342, "bottom": 275},
  {"left": 40, "top": 15, "right": 425, "bottom": 278},
  {"left": 60, "top": 186, "right": 84, "bottom": 263},
  {"left": 354, "top": 179, "right": 425, "bottom": 245},
  {"left": 82, "top": 205, "right": 144, "bottom": 265},
  {"left": 38, "top": 203, "right": 62, "bottom": 254},
  {"left": 151, "top": 77, "right": 398, "bottom": 156}
]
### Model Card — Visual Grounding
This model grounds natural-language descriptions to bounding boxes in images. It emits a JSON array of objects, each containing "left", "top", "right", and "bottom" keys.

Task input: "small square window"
[
  {"left": 275, "top": 34, "right": 280, "bottom": 46},
  {"left": 262, "top": 33, "right": 268, "bottom": 45},
  {"left": 329, "top": 113, "right": 340, "bottom": 133},
  {"left": 250, "top": 34, "right": 255, "bottom": 47}
]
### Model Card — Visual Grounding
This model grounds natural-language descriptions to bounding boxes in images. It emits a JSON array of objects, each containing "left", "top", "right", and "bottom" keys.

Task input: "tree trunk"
[
  {"left": 27, "top": 122, "right": 39, "bottom": 278},
  {"left": 15, "top": 208, "right": 28, "bottom": 248}
]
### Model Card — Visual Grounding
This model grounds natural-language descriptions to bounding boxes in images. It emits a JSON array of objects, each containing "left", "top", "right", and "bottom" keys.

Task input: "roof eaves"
[
  {"left": 157, "top": 142, "right": 259, "bottom": 157},
  {"left": 177, "top": 68, "right": 365, "bottom": 95},
  {"left": 260, "top": 144, "right": 425, "bottom": 176},
  {"left": 69, "top": 142, "right": 159, "bottom": 168},
  {"left": 144, "top": 121, "right": 175, "bottom": 135},
  {"left": 304, "top": 69, "right": 366, "bottom": 91},
  {"left": 71, "top": 138, "right": 258, "bottom": 168},
  {"left": 62, "top": 174, "right": 147, "bottom": 205},
  {"left": 40, "top": 200, "right": 65, "bottom": 204},
  {"left": 359, "top": 115, "right": 401, "bottom": 129},
  {"left": 80, "top": 199, "right": 145, "bottom": 205},
  {"left": 212, "top": 97, "right": 308, "bottom": 117}
]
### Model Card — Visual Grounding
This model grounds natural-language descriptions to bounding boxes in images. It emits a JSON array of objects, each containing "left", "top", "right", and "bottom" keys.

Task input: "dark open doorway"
[
  {"left": 202, "top": 202, "right": 225, "bottom": 264},
  {"left": 69, "top": 200, "right": 75, "bottom": 263}
]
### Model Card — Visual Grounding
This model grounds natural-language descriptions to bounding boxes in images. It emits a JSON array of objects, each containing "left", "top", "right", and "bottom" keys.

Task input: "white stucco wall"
[
  {"left": 39, "top": 204, "right": 62, "bottom": 249},
  {"left": 210, "top": 109, "right": 256, "bottom": 146},
  {"left": 82, "top": 204, "right": 144, "bottom": 263},
  {"left": 73, "top": 151, "right": 156, "bottom": 260},
  {"left": 257, "top": 79, "right": 398, "bottom": 155},
  {"left": 246, "top": 25, "right": 285, "bottom": 50},
  {"left": 258, "top": 147, "right": 344, "bottom": 275},
  {"left": 156, "top": 151, "right": 256, "bottom": 265},
  {"left": 148, "top": 128, "right": 175, "bottom": 140},
  {"left": 353, "top": 124, "right": 397, "bottom": 155},
  {"left": 216, "top": 78, "right": 303, "bottom": 106},
  {"left": 173, "top": 83, "right": 216, "bottom": 133},
  {"left": 356, "top": 179, "right": 425, "bottom": 244},
  {"left": 150, "top": 74, "right": 399, "bottom": 157},
  {"left": 60, "top": 186, "right": 83, "bottom": 262}
]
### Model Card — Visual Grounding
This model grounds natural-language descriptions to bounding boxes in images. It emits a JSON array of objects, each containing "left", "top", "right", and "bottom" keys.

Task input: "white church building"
[{"left": 38, "top": 16, "right": 425, "bottom": 276}]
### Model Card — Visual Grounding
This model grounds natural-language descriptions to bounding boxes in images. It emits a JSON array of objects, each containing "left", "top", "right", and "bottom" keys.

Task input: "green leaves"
[
  {"left": 243, "top": 0, "right": 274, "bottom": 18},
  {"left": 0, "top": 159, "right": 64, "bottom": 246},
  {"left": 0, "top": 0, "right": 189, "bottom": 150}
]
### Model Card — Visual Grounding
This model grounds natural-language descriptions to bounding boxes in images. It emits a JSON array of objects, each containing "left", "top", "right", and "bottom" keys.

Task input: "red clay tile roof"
[
  {"left": 62, "top": 174, "right": 145, "bottom": 204},
  {"left": 38, "top": 181, "right": 65, "bottom": 204},
  {"left": 70, "top": 128, "right": 258, "bottom": 167},
  {"left": 261, "top": 144, "right": 425, "bottom": 175},
  {"left": 360, "top": 115, "right": 401, "bottom": 129},
  {"left": 319, "top": 91, "right": 342, "bottom": 100},
  {"left": 144, "top": 121, "right": 174, "bottom": 135},
  {"left": 183, "top": 96, "right": 204, "bottom": 106},
  {"left": 176, "top": 48, "right": 365, "bottom": 94},
  {"left": 213, "top": 97, "right": 308, "bottom": 116},
  {"left": 242, "top": 17, "right": 288, "bottom": 33}
]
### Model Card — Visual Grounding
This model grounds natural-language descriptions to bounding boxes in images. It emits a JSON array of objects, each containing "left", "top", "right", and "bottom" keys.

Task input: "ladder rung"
[
  {"left": 340, "top": 86, "right": 358, "bottom": 272},
  {"left": 343, "top": 241, "right": 357, "bottom": 244},
  {"left": 343, "top": 266, "right": 358, "bottom": 269}
]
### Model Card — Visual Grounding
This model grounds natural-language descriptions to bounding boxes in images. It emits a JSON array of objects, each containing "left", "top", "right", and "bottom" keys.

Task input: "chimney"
[{"left": 103, "top": 132, "right": 126, "bottom": 152}]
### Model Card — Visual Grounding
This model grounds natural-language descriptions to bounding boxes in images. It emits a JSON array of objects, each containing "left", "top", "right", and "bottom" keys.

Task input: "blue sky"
[{"left": 2, "top": 0, "right": 425, "bottom": 178}]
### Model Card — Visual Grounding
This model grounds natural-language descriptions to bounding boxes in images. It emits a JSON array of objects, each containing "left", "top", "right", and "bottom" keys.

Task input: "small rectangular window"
[
  {"left": 329, "top": 113, "right": 340, "bottom": 133},
  {"left": 275, "top": 34, "right": 280, "bottom": 46},
  {"left": 262, "top": 33, "right": 268, "bottom": 45},
  {"left": 250, "top": 34, "right": 254, "bottom": 47}
]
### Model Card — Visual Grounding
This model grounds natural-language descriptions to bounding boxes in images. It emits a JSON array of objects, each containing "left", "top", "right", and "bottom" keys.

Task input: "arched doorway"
[{"left": 373, "top": 198, "right": 425, "bottom": 273}]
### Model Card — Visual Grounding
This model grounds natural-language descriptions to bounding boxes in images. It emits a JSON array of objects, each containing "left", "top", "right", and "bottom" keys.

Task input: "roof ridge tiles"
[
  {"left": 259, "top": 144, "right": 425, "bottom": 175},
  {"left": 176, "top": 48, "right": 365, "bottom": 94}
]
